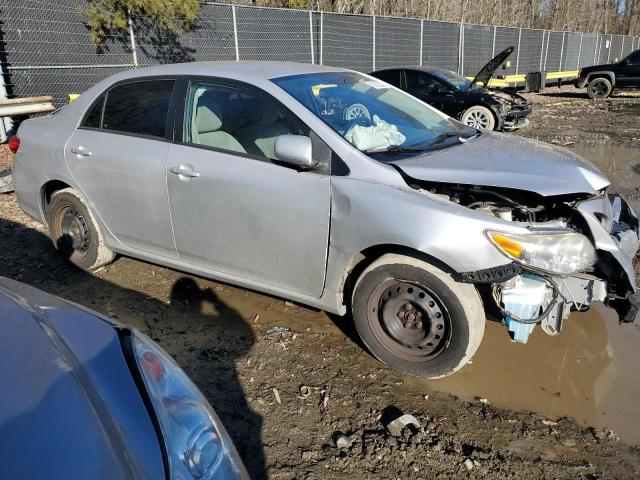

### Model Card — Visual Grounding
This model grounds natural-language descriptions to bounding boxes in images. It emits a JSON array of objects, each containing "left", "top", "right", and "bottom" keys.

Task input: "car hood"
[
  {"left": 0, "top": 278, "right": 164, "bottom": 480},
  {"left": 388, "top": 132, "right": 610, "bottom": 196},
  {"left": 469, "top": 46, "right": 514, "bottom": 89}
]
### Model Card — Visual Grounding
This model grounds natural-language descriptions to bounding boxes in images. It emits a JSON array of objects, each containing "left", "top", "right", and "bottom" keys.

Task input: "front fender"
[
  {"left": 323, "top": 178, "right": 526, "bottom": 302},
  {"left": 585, "top": 71, "right": 616, "bottom": 87}
]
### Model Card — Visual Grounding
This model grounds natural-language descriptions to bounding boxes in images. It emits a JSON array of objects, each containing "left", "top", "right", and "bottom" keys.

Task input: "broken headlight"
[{"left": 486, "top": 230, "right": 597, "bottom": 275}]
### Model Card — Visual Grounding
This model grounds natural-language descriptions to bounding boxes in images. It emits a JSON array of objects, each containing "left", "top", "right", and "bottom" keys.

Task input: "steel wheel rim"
[
  {"left": 57, "top": 205, "right": 90, "bottom": 255},
  {"left": 366, "top": 279, "right": 451, "bottom": 361},
  {"left": 464, "top": 109, "right": 490, "bottom": 129},
  {"left": 344, "top": 103, "right": 370, "bottom": 121}
]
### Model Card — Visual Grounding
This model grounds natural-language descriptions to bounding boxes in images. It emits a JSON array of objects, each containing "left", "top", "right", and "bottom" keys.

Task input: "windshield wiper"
[{"left": 365, "top": 132, "right": 466, "bottom": 155}]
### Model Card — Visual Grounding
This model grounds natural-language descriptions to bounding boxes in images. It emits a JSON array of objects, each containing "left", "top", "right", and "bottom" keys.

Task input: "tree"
[{"left": 82, "top": 0, "right": 199, "bottom": 44}]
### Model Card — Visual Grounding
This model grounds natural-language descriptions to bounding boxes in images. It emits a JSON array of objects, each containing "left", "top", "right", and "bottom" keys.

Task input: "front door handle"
[
  {"left": 71, "top": 146, "right": 92, "bottom": 157},
  {"left": 169, "top": 165, "right": 200, "bottom": 179}
]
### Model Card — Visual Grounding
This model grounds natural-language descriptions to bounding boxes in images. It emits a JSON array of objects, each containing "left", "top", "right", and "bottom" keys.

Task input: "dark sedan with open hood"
[
  {"left": 0, "top": 277, "right": 248, "bottom": 480},
  {"left": 370, "top": 47, "right": 531, "bottom": 131}
]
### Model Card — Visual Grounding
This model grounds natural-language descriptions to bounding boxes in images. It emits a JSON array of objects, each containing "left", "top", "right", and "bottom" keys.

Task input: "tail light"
[{"left": 8, "top": 136, "right": 20, "bottom": 154}]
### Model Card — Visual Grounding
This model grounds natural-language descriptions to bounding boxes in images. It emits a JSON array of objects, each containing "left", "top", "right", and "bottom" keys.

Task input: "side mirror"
[{"left": 274, "top": 135, "right": 316, "bottom": 170}]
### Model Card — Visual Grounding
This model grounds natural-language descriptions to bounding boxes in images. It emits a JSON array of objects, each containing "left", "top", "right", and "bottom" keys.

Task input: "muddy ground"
[{"left": 2, "top": 86, "right": 640, "bottom": 479}]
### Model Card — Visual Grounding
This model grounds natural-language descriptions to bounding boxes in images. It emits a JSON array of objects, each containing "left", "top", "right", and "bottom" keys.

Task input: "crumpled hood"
[{"left": 389, "top": 132, "right": 610, "bottom": 196}]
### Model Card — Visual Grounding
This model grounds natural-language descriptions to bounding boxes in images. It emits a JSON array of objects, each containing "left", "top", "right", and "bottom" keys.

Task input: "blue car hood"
[
  {"left": 0, "top": 278, "right": 164, "bottom": 480},
  {"left": 389, "top": 132, "right": 610, "bottom": 196}
]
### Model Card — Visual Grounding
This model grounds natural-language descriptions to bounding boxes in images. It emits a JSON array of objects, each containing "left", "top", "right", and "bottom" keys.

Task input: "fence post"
[
  {"left": 458, "top": 23, "right": 464, "bottom": 75},
  {"left": 539, "top": 31, "right": 545, "bottom": 71},
  {"left": 419, "top": 19, "right": 424, "bottom": 66},
  {"left": 543, "top": 31, "right": 550, "bottom": 70},
  {"left": 232, "top": 5, "right": 240, "bottom": 61},
  {"left": 559, "top": 32, "right": 565, "bottom": 70},
  {"left": 309, "top": 10, "right": 314, "bottom": 64},
  {"left": 319, "top": 12, "right": 324, "bottom": 65},
  {"left": 127, "top": 12, "right": 138, "bottom": 67},
  {"left": 372, "top": 16, "right": 376, "bottom": 71},
  {"left": 492, "top": 26, "right": 497, "bottom": 57},
  {"left": 577, "top": 33, "right": 583, "bottom": 69},
  {"left": 515, "top": 27, "right": 522, "bottom": 74}
]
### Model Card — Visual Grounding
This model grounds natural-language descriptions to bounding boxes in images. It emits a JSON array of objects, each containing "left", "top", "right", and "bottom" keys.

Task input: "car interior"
[{"left": 189, "top": 86, "right": 301, "bottom": 160}]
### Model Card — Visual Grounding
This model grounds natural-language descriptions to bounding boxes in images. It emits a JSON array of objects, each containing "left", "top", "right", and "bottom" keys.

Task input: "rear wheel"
[
  {"left": 46, "top": 188, "right": 115, "bottom": 270},
  {"left": 351, "top": 254, "right": 485, "bottom": 378},
  {"left": 461, "top": 106, "right": 496, "bottom": 130},
  {"left": 587, "top": 77, "right": 613, "bottom": 99}
]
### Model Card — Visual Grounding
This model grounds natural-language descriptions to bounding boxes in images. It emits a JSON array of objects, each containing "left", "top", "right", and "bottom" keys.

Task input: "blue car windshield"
[{"left": 272, "top": 71, "right": 473, "bottom": 155}]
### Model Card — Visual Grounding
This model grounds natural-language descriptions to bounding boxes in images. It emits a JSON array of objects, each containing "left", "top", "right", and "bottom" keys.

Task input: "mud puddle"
[
  {"left": 399, "top": 306, "right": 640, "bottom": 444},
  {"left": 569, "top": 143, "right": 640, "bottom": 192}
]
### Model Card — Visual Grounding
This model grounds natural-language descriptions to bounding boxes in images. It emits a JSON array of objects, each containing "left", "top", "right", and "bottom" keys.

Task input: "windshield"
[
  {"left": 272, "top": 71, "right": 475, "bottom": 156},
  {"left": 431, "top": 70, "right": 473, "bottom": 91}
]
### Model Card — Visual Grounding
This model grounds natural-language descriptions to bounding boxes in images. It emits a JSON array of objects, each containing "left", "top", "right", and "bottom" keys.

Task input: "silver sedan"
[{"left": 11, "top": 62, "right": 640, "bottom": 378}]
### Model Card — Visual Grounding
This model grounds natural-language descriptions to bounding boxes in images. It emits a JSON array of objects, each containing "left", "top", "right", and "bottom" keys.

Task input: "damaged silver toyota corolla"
[{"left": 11, "top": 62, "right": 640, "bottom": 378}]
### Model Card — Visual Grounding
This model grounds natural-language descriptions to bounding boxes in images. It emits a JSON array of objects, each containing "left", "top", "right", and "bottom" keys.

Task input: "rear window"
[{"left": 102, "top": 80, "right": 174, "bottom": 138}]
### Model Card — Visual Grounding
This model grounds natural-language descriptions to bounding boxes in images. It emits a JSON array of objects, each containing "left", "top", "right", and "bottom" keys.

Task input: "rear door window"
[{"left": 102, "top": 80, "right": 175, "bottom": 138}]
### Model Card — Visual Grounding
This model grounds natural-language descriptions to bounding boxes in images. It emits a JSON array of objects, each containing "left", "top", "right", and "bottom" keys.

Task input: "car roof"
[
  {"left": 372, "top": 65, "right": 457, "bottom": 75},
  {"left": 108, "top": 61, "right": 350, "bottom": 83}
]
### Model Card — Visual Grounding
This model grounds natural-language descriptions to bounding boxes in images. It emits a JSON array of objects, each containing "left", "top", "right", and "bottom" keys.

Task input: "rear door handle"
[
  {"left": 71, "top": 146, "right": 92, "bottom": 157},
  {"left": 169, "top": 165, "right": 200, "bottom": 179}
]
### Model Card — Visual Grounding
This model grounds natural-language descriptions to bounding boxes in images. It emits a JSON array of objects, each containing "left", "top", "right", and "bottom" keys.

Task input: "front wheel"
[
  {"left": 351, "top": 254, "right": 485, "bottom": 378},
  {"left": 587, "top": 77, "right": 613, "bottom": 99},
  {"left": 461, "top": 105, "right": 496, "bottom": 130}
]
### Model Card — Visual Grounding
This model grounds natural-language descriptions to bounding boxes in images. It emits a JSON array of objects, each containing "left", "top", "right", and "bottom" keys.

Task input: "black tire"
[
  {"left": 46, "top": 188, "right": 115, "bottom": 270},
  {"left": 351, "top": 254, "right": 485, "bottom": 378},
  {"left": 587, "top": 77, "right": 613, "bottom": 100}
]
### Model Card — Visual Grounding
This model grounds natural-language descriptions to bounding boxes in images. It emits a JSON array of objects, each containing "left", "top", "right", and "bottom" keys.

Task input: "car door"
[
  {"left": 616, "top": 51, "right": 640, "bottom": 87},
  {"left": 166, "top": 79, "right": 331, "bottom": 297},
  {"left": 64, "top": 79, "right": 178, "bottom": 259}
]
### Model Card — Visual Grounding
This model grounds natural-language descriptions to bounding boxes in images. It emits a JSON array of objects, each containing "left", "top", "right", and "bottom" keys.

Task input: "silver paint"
[{"left": 11, "top": 61, "right": 637, "bottom": 316}]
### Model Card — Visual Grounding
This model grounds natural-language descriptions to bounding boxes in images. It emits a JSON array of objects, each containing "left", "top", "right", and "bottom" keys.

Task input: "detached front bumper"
[{"left": 577, "top": 193, "right": 640, "bottom": 322}]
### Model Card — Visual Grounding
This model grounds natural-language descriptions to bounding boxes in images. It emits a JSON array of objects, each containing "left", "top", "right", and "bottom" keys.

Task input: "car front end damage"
[
  {"left": 478, "top": 189, "right": 640, "bottom": 343},
  {"left": 421, "top": 182, "right": 639, "bottom": 344},
  {"left": 484, "top": 89, "right": 532, "bottom": 131}
]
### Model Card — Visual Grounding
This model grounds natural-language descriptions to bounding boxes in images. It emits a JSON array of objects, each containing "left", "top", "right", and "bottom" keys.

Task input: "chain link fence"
[{"left": 2, "top": 1, "right": 640, "bottom": 108}]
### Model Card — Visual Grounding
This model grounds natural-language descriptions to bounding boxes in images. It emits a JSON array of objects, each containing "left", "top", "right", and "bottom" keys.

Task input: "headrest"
[
  {"left": 196, "top": 105, "right": 222, "bottom": 134},
  {"left": 254, "top": 102, "right": 280, "bottom": 126}
]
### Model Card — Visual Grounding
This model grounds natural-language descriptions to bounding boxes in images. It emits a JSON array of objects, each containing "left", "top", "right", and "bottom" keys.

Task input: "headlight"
[
  {"left": 486, "top": 230, "right": 597, "bottom": 275},
  {"left": 132, "top": 331, "right": 248, "bottom": 480}
]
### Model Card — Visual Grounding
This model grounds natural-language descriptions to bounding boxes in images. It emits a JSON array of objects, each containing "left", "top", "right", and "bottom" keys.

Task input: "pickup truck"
[{"left": 576, "top": 49, "right": 640, "bottom": 99}]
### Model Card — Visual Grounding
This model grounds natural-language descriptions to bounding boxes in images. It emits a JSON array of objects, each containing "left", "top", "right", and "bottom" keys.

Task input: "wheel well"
[
  {"left": 341, "top": 244, "right": 458, "bottom": 311},
  {"left": 587, "top": 72, "right": 615, "bottom": 86},
  {"left": 41, "top": 180, "right": 72, "bottom": 213}
]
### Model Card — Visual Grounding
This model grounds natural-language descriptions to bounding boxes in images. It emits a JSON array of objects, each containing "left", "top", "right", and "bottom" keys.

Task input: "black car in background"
[
  {"left": 371, "top": 47, "right": 532, "bottom": 131},
  {"left": 577, "top": 49, "right": 640, "bottom": 99},
  {"left": 0, "top": 276, "right": 248, "bottom": 480}
]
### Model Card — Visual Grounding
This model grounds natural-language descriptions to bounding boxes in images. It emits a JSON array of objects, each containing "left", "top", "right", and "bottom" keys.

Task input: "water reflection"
[
  {"left": 411, "top": 305, "right": 640, "bottom": 444},
  {"left": 570, "top": 143, "right": 640, "bottom": 192}
]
